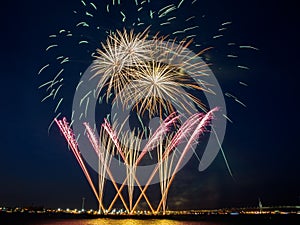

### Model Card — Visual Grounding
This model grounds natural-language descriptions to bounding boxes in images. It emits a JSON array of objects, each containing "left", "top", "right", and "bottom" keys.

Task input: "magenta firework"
[{"left": 55, "top": 107, "right": 218, "bottom": 214}]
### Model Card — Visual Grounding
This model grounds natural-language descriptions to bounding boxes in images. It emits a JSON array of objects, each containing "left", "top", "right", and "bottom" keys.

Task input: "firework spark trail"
[
  {"left": 166, "top": 113, "right": 204, "bottom": 151},
  {"left": 131, "top": 110, "right": 210, "bottom": 213},
  {"left": 124, "top": 130, "right": 141, "bottom": 212},
  {"left": 156, "top": 107, "right": 218, "bottom": 212},
  {"left": 54, "top": 118, "right": 105, "bottom": 212},
  {"left": 38, "top": 64, "right": 50, "bottom": 75},
  {"left": 157, "top": 135, "right": 172, "bottom": 213},
  {"left": 106, "top": 113, "right": 181, "bottom": 212},
  {"left": 211, "top": 126, "right": 234, "bottom": 178},
  {"left": 83, "top": 123, "right": 106, "bottom": 208},
  {"left": 237, "top": 65, "right": 250, "bottom": 70},
  {"left": 83, "top": 122, "right": 129, "bottom": 212},
  {"left": 225, "top": 92, "right": 247, "bottom": 108},
  {"left": 53, "top": 84, "right": 63, "bottom": 99},
  {"left": 101, "top": 119, "right": 154, "bottom": 213},
  {"left": 135, "top": 111, "right": 179, "bottom": 165},
  {"left": 102, "top": 119, "right": 124, "bottom": 159}
]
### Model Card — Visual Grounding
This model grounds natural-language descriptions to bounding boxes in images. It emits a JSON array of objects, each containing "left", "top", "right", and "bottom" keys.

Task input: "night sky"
[{"left": 0, "top": 0, "right": 299, "bottom": 210}]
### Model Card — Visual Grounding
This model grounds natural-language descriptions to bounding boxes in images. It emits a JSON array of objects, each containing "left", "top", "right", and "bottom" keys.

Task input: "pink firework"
[{"left": 55, "top": 107, "right": 217, "bottom": 214}]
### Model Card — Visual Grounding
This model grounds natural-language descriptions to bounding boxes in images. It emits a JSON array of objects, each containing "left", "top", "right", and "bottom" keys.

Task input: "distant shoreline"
[{"left": 1, "top": 212, "right": 300, "bottom": 225}]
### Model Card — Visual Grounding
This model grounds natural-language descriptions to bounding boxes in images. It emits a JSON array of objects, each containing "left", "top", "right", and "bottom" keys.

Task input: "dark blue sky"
[{"left": 0, "top": 0, "right": 299, "bottom": 210}]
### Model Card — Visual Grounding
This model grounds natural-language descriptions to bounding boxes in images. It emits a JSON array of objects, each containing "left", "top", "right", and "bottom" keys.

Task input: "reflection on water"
[{"left": 37, "top": 219, "right": 221, "bottom": 225}]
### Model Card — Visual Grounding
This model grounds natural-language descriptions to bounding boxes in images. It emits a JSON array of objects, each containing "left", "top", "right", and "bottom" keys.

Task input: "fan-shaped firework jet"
[{"left": 55, "top": 107, "right": 217, "bottom": 214}]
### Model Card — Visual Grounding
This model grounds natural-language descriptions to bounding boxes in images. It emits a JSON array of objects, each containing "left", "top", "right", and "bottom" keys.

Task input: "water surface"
[{"left": 34, "top": 219, "right": 223, "bottom": 225}]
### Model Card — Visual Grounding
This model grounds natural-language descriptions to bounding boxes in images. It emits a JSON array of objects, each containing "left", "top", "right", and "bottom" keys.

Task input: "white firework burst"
[{"left": 91, "top": 28, "right": 152, "bottom": 100}]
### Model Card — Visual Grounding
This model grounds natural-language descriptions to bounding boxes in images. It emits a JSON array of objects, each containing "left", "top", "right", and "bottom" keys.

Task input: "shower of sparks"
[
  {"left": 55, "top": 107, "right": 217, "bottom": 214},
  {"left": 38, "top": 0, "right": 254, "bottom": 116}
]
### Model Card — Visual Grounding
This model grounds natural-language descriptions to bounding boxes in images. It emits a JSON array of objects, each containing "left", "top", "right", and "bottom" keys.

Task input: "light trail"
[
  {"left": 55, "top": 118, "right": 105, "bottom": 212},
  {"left": 156, "top": 108, "right": 218, "bottom": 212},
  {"left": 83, "top": 122, "right": 129, "bottom": 212}
]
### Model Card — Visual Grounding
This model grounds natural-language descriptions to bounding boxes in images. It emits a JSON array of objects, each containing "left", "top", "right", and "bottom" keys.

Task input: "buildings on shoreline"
[{"left": 1, "top": 205, "right": 299, "bottom": 216}]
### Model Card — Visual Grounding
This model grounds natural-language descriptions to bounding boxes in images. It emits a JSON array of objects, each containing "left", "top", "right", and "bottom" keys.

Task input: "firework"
[
  {"left": 92, "top": 28, "right": 152, "bottom": 101},
  {"left": 38, "top": 0, "right": 256, "bottom": 121},
  {"left": 55, "top": 107, "right": 217, "bottom": 214},
  {"left": 54, "top": 118, "right": 105, "bottom": 212},
  {"left": 39, "top": 0, "right": 256, "bottom": 215},
  {"left": 90, "top": 29, "right": 213, "bottom": 118}
]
